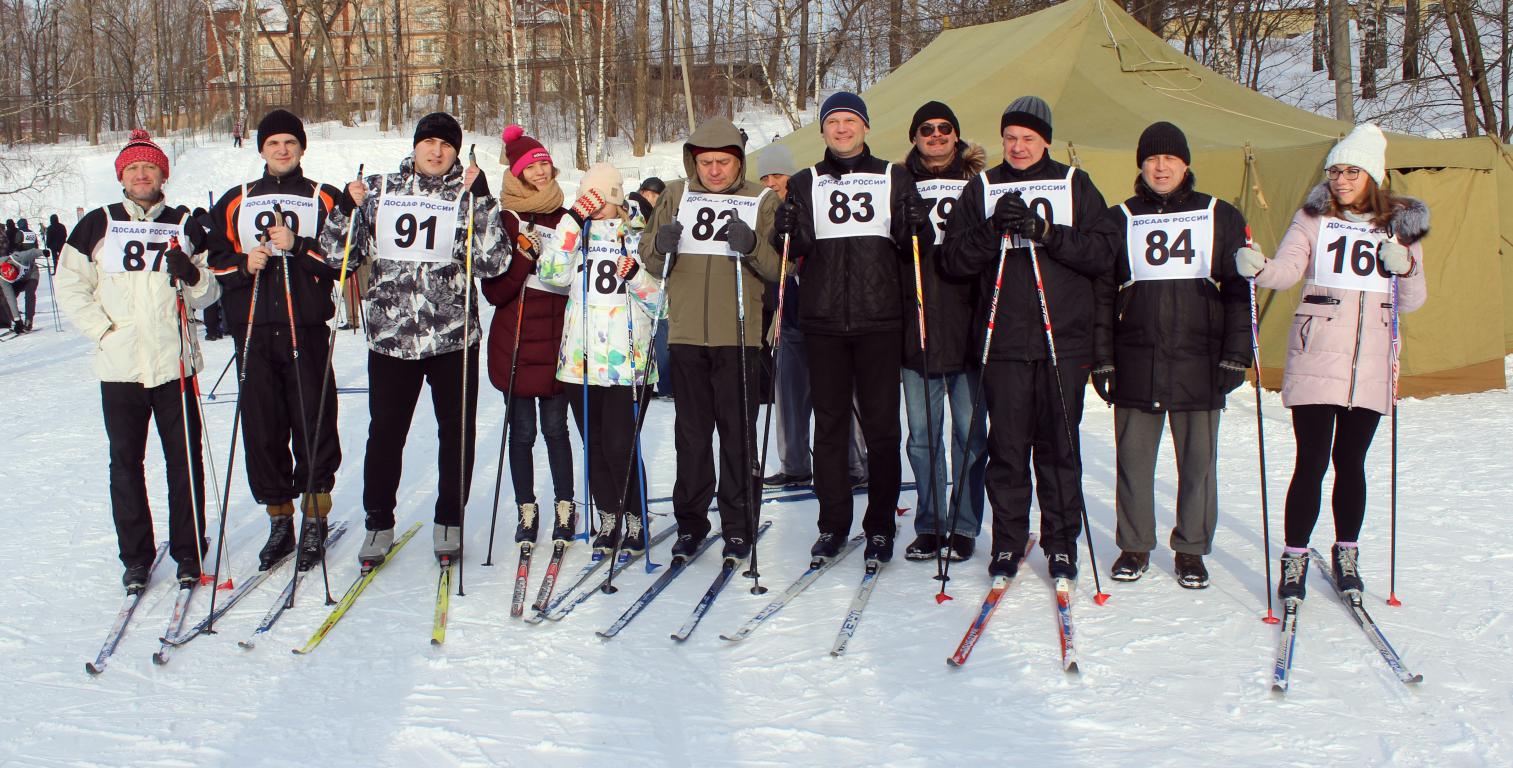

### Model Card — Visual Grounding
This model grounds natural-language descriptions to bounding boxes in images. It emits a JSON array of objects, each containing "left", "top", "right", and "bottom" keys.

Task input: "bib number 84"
[
  {"left": 1144, "top": 228, "right": 1196, "bottom": 266},
  {"left": 828, "top": 190, "right": 876, "bottom": 224}
]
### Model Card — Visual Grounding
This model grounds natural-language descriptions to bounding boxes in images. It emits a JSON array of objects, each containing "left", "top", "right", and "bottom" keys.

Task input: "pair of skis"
[
  {"left": 293, "top": 521, "right": 423, "bottom": 655},
  {"left": 523, "top": 524, "right": 677, "bottom": 625},
  {"left": 85, "top": 543, "right": 170, "bottom": 675},
  {"left": 1270, "top": 548, "right": 1422, "bottom": 692},
  {"left": 599, "top": 521, "right": 774, "bottom": 640},
  {"left": 720, "top": 534, "right": 868, "bottom": 648},
  {"left": 943, "top": 537, "right": 1079, "bottom": 672}
]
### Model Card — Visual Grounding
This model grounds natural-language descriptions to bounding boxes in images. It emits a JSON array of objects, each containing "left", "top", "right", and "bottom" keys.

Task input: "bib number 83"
[{"left": 828, "top": 190, "right": 876, "bottom": 224}]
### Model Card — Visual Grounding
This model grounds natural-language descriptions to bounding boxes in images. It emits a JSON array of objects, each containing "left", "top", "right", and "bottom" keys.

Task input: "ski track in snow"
[{"left": 2, "top": 125, "right": 1511, "bottom": 767}]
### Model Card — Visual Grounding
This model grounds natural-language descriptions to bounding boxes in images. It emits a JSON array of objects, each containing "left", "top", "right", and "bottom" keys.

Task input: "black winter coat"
[
  {"left": 1093, "top": 174, "right": 1253, "bottom": 412},
  {"left": 901, "top": 143, "right": 985, "bottom": 374},
  {"left": 940, "top": 155, "right": 1110, "bottom": 364},
  {"left": 204, "top": 167, "right": 345, "bottom": 333},
  {"left": 775, "top": 145, "right": 930, "bottom": 336}
]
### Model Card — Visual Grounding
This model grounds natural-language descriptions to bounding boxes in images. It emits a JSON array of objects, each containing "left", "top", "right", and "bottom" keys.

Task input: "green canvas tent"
[{"left": 756, "top": 0, "right": 1513, "bottom": 396}]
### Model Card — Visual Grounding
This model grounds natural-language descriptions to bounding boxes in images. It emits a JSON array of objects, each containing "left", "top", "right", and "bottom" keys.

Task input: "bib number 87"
[
  {"left": 1325, "top": 236, "right": 1388, "bottom": 277},
  {"left": 123, "top": 240, "right": 170, "bottom": 272},
  {"left": 828, "top": 190, "right": 875, "bottom": 224},
  {"left": 691, "top": 207, "right": 737, "bottom": 241}
]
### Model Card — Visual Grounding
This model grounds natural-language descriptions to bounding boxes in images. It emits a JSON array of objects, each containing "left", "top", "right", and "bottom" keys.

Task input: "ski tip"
[
  {"left": 1387, "top": 593, "right": 1403, "bottom": 607},
  {"left": 670, "top": 634, "right": 688, "bottom": 643},
  {"left": 430, "top": 639, "right": 443, "bottom": 647},
  {"left": 237, "top": 641, "right": 255, "bottom": 651},
  {"left": 595, "top": 631, "right": 613, "bottom": 640},
  {"left": 946, "top": 657, "right": 963, "bottom": 668},
  {"left": 1407, "top": 674, "right": 1424, "bottom": 684},
  {"left": 1093, "top": 592, "right": 1110, "bottom": 606},
  {"left": 935, "top": 593, "right": 954, "bottom": 604},
  {"left": 1271, "top": 683, "right": 1287, "bottom": 694}
]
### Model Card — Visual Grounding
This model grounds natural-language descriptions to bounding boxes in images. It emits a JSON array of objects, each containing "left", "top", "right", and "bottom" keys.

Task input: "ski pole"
[
  {"left": 483, "top": 280, "right": 528, "bottom": 566},
  {"left": 604, "top": 242, "right": 660, "bottom": 593},
  {"left": 1246, "top": 226, "right": 1280, "bottom": 624},
  {"left": 1387, "top": 241, "right": 1402, "bottom": 608},
  {"left": 731, "top": 238, "right": 763, "bottom": 593},
  {"left": 937, "top": 235, "right": 1009, "bottom": 600},
  {"left": 456, "top": 145, "right": 479, "bottom": 597},
  {"left": 167, "top": 242, "right": 210, "bottom": 592},
  {"left": 1027, "top": 241, "right": 1108, "bottom": 606},
  {"left": 578, "top": 219, "right": 594, "bottom": 543},
  {"left": 750, "top": 234, "right": 794, "bottom": 594},
  {"left": 206, "top": 354, "right": 235, "bottom": 400},
  {"left": 910, "top": 234, "right": 947, "bottom": 598}
]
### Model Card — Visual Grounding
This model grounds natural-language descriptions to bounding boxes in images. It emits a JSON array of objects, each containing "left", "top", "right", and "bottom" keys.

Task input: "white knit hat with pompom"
[{"left": 1325, "top": 123, "right": 1387, "bottom": 184}]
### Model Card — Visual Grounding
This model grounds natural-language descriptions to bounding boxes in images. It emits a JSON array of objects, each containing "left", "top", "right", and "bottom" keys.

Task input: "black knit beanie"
[
  {"left": 1136, "top": 121, "right": 1191, "bottom": 166},
  {"left": 414, "top": 112, "right": 463, "bottom": 150}
]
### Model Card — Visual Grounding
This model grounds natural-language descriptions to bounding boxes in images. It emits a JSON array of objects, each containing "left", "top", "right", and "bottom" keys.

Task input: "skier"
[
  {"left": 1235, "top": 123, "right": 1428, "bottom": 598},
  {"left": 1, "top": 219, "right": 43, "bottom": 332},
  {"left": 898, "top": 100, "right": 989, "bottom": 563},
  {"left": 480, "top": 124, "right": 578, "bottom": 548},
  {"left": 642, "top": 117, "right": 782, "bottom": 562},
  {"left": 55, "top": 129, "right": 221, "bottom": 588},
  {"left": 1091, "top": 121, "right": 1253, "bottom": 588},
  {"left": 320, "top": 112, "right": 510, "bottom": 565},
  {"left": 940, "top": 96, "right": 1112, "bottom": 581},
  {"left": 45, "top": 213, "right": 67, "bottom": 263},
  {"left": 537, "top": 163, "right": 664, "bottom": 554},
  {"left": 204, "top": 109, "right": 349, "bottom": 572},
  {"left": 771, "top": 91, "right": 934, "bottom": 564}
]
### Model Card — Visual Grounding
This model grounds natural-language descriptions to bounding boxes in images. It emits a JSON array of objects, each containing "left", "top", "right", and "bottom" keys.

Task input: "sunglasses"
[
  {"left": 1326, "top": 166, "right": 1363, "bottom": 181},
  {"left": 916, "top": 122, "right": 955, "bottom": 138}
]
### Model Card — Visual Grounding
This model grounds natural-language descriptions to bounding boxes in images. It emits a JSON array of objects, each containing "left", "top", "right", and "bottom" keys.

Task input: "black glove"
[
  {"left": 1217, "top": 360, "right": 1248, "bottom": 395},
  {"left": 774, "top": 201, "right": 799, "bottom": 235},
  {"left": 165, "top": 247, "right": 200, "bottom": 287},
  {"left": 654, "top": 222, "right": 683, "bottom": 256},
  {"left": 992, "top": 192, "right": 1026, "bottom": 236},
  {"left": 1015, "top": 207, "right": 1049, "bottom": 243},
  {"left": 1091, "top": 365, "right": 1115, "bottom": 404},
  {"left": 725, "top": 218, "right": 757, "bottom": 255},
  {"left": 469, "top": 169, "right": 491, "bottom": 198},
  {"left": 904, "top": 194, "right": 931, "bottom": 231}
]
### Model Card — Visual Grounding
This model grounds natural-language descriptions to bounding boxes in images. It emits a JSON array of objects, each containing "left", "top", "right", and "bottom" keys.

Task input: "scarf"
[{"left": 502, "top": 172, "right": 565, "bottom": 213}]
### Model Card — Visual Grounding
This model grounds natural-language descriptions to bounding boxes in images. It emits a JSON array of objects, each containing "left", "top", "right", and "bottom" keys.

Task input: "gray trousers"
[{"left": 1114, "top": 407, "right": 1220, "bottom": 555}]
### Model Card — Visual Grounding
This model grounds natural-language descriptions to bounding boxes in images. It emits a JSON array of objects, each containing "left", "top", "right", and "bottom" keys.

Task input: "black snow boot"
[
  {"left": 1278, "top": 551, "right": 1309, "bottom": 600},
  {"left": 904, "top": 533, "right": 942, "bottom": 561},
  {"left": 122, "top": 564, "right": 151, "bottom": 594},
  {"left": 1332, "top": 544, "right": 1364, "bottom": 593},
  {"left": 296, "top": 516, "right": 327, "bottom": 571},
  {"left": 258, "top": 502, "right": 297, "bottom": 570},
  {"left": 515, "top": 502, "right": 540, "bottom": 544}
]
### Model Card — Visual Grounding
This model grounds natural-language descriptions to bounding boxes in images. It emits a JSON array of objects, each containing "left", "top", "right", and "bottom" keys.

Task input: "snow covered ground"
[{"left": 2, "top": 124, "right": 1511, "bottom": 767}]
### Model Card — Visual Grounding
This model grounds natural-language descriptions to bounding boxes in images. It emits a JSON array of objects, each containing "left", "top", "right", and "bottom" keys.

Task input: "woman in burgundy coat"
[{"left": 482, "top": 125, "right": 576, "bottom": 546}]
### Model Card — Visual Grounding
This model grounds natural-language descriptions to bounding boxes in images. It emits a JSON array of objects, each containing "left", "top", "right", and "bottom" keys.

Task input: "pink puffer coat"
[{"left": 1255, "top": 183, "right": 1429, "bottom": 415}]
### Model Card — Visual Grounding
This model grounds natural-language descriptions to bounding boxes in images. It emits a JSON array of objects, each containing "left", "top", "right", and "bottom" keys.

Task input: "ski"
[
  {"left": 509, "top": 543, "right": 534, "bottom": 618},
  {"left": 167, "top": 522, "right": 348, "bottom": 648},
  {"left": 720, "top": 534, "right": 864, "bottom": 643},
  {"left": 1054, "top": 577, "right": 1079, "bottom": 674},
  {"left": 542, "top": 524, "right": 676, "bottom": 623},
  {"left": 236, "top": 524, "right": 354, "bottom": 651},
  {"left": 527, "top": 541, "right": 568, "bottom": 616},
  {"left": 597, "top": 531, "right": 721, "bottom": 640},
  {"left": 431, "top": 557, "right": 454, "bottom": 646},
  {"left": 1271, "top": 597, "right": 1302, "bottom": 692},
  {"left": 670, "top": 521, "right": 774, "bottom": 642},
  {"left": 150, "top": 581, "right": 198, "bottom": 665},
  {"left": 85, "top": 543, "right": 169, "bottom": 675},
  {"left": 1308, "top": 548, "right": 1423, "bottom": 685},
  {"left": 947, "top": 535, "right": 1038, "bottom": 667},
  {"left": 830, "top": 558, "right": 884, "bottom": 656},
  {"left": 524, "top": 543, "right": 608, "bottom": 625},
  {"left": 292, "top": 521, "right": 422, "bottom": 655}
]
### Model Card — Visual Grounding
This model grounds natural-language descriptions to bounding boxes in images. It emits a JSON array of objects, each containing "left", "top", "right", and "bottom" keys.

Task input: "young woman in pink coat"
[{"left": 1235, "top": 124, "right": 1428, "bottom": 600}]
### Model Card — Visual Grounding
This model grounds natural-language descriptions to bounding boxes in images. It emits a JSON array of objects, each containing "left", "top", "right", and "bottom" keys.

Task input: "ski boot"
[
  {"left": 1278, "top": 550, "right": 1309, "bottom": 600},
  {"left": 1332, "top": 543, "right": 1364, "bottom": 593},
  {"left": 257, "top": 502, "right": 296, "bottom": 570},
  {"left": 550, "top": 500, "right": 576, "bottom": 543},
  {"left": 515, "top": 502, "right": 540, "bottom": 544},
  {"left": 433, "top": 524, "right": 462, "bottom": 563}
]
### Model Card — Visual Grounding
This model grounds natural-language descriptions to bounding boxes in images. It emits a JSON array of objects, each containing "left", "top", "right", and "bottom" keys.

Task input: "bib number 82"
[
  {"left": 593, "top": 257, "right": 627, "bottom": 296},
  {"left": 828, "top": 190, "right": 876, "bottom": 224},
  {"left": 691, "top": 207, "right": 737, "bottom": 241}
]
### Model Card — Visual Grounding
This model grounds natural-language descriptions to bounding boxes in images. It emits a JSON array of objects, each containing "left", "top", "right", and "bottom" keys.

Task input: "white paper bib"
[
  {"left": 374, "top": 193, "right": 461, "bottom": 264},
  {"left": 812, "top": 168, "right": 893, "bottom": 240},
  {"left": 1311, "top": 216, "right": 1391, "bottom": 294},
  {"left": 99, "top": 215, "right": 189, "bottom": 275},
  {"left": 916, "top": 178, "right": 967, "bottom": 240},
  {"left": 982, "top": 167, "right": 1075, "bottom": 249},
  {"left": 1123, "top": 200, "right": 1216, "bottom": 282},
  {"left": 675, "top": 189, "right": 767, "bottom": 255},
  {"left": 236, "top": 192, "right": 320, "bottom": 252}
]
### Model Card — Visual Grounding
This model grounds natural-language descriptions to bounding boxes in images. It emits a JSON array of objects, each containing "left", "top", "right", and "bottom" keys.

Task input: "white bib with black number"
[
  {"left": 916, "top": 179, "right": 967, "bottom": 240},
  {"left": 981, "top": 167, "right": 1075, "bottom": 248},
  {"left": 236, "top": 193, "right": 319, "bottom": 252},
  {"left": 1311, "top": 217, "right": 1390, "bottom": 294},
  {"left": 579, "top": 236, "right": 629, "bottom": 307},
  {"left": 374, "top": 193, "right": 460, "bottom": 263},
  {"left": 812, "top": 168, "right": 892, "bottom": 240},
  {"left": 20, "top": 231, "right": 39, "bottom": 248},
  {"left": 1123, "top": 199, "right": 1216, "bottom": 282},
  {"left": 675, "top": 189, "right": 768, "bottom": 255},
  {"left": 524, "top": 225, "right": 569, "bottom": 295},
  {"left": 100, "top": 217, "right": 188, "bottom": 275}
]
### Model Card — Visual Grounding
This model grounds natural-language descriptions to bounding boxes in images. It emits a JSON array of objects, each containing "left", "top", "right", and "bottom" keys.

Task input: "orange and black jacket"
[{"left": 204, "top": 167, "right": 348, "bottom": 333}]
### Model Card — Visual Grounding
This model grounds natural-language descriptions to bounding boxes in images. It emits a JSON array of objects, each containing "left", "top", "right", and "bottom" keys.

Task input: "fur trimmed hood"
[{"left": 1301, "top": 181, "right": 1430, "bottom": 244}]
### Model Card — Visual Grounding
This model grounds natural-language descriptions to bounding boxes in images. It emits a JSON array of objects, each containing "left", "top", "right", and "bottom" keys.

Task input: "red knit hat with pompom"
[
  {"left": 115, "top": 129, "right": 170, "bottom": 180},
  {"left": 502, "top": 124, "right": 553, "bottom": 178}
]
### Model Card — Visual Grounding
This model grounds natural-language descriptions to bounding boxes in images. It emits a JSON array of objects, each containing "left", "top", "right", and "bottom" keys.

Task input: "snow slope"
[{"left": 2, "top": 125, "right": 1510, "bottom": 767}]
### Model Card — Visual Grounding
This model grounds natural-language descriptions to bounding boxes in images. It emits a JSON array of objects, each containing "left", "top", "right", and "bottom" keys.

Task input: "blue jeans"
[
  {"left": 902, "top": 367, "right": 987, "bottom": 536},
  {"left": 653, "top": 318, "right": 673, "bottom": 397}
]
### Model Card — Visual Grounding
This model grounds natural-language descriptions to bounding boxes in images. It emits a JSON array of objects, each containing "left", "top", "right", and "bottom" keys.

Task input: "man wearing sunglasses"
[{"left": 899, "top": 101, "right": 990, "bottom": 564}]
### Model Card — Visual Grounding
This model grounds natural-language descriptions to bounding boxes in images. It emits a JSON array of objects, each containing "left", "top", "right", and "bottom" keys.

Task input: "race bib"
[
  {"left": 99, "top": 218, "right": 188, "bottom": 275},
  {"left": 19, "top": 231, "right": 39, "bottom": 248},
  {"left": 237, "top": 192, "right": 320, "bottom": 253},
  {"left": 812, "top": 168, "right": 892, "bottom": 240},
  {"left": 578, "top": 237, "right": 629, "bottom": 307},
  {"left": 1312, "top": 217, "right": 1390, "bottom": 294},
  {"left": 675, "top": 190, "right": 767, "bottom": 255},
  {"left": 916, "top": 179, "right": 967, "bottom": 239},
  {"left": 1123, "top": 200, "right": 1216, "bottom": 282},
  {"left": 524, "top": 225, "right": 569, "bottom": 295},
  {"left": 982, "top": 168, "right": 1075, "bottom": 249},
  {"left": 374, "top": 193, "right": 460, "bottom": 263}
]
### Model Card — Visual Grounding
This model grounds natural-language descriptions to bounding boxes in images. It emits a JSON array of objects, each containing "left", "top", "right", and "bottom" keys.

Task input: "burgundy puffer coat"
[{"left": 482, "top": 208, "right": 570, "bottom": 398}]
